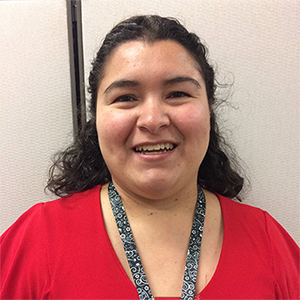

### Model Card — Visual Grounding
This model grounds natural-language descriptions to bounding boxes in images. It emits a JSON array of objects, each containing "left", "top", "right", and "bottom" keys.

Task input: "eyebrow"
[
  {"left": 103, "top": 80, "right": 139, "bottom": 94},
  {"left": 163, "top": 76, "right": 201, "bottom": 89},
  {"left": 103, "top": 76, "right": 201, "bottom": 94}
]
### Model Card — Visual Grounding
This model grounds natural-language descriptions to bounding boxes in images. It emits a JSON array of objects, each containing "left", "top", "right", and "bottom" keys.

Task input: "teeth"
[{"left": 135, "top": 143, "right": 175, "bottom": 152}]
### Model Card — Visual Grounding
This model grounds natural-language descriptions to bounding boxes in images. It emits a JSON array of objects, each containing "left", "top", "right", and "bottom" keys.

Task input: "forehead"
[{"left": 100, "top": 40, "right": 201, "bottom": 86}]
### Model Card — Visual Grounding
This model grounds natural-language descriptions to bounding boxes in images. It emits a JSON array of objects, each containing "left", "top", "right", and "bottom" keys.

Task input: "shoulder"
[
  {"left": 217, "top": 194, "right": 299, "bottom": 298},
  {"left": 218, "top": 195, "right": 297, "bottom": 240},
  {"left": 218, "top": 194, "right": 270, "bottom": 230},
  {"left": 41, "top": 185, "right": 102, "bottom": 219},
  {"left": 1, "top": 185, "right": 103, "bottom": 298},
  {"left": 218, "top": 194, "right": 264, "bottom": 216},
  {"left": 218, "top": 194, "right": 299, "bottom": 261},
  {"left": 1, "top": 185, "right": 102, "bottom": 242},
  {"left": 1, "top": 202, "right": 46, "bottom": 249},
  {"left": 1, "top": 203, "right": 49, "bottom": 298}
]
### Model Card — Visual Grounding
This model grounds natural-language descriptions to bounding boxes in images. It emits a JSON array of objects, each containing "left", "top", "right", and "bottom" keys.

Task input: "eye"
[
  {"left": 114, "top": 95, "right": 136, "bottom": 103},
  {"left": 168, "top": 91, "right": 190, "bottom": 99}
]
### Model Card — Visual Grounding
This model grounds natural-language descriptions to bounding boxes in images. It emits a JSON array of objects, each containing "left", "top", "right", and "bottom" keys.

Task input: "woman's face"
[{"left": 96, "top": 40, "right": 210, "bottom": 199}]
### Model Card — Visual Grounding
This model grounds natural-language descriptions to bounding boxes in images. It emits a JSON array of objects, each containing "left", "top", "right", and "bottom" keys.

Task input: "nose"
[{"left": 136, "top": 97, "right": 170, "bottom": 133}]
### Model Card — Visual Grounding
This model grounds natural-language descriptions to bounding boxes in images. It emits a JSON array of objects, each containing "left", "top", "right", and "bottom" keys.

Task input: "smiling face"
[{"left": 96, "top": 40, "right": 210, "bottom": 199}]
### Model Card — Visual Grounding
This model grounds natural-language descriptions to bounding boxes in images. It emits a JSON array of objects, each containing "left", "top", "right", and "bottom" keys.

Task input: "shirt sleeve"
[
  {"left": 0, "top": 203, "right": 52, "bottom": 299},
  {"left": 264, "top": 211, "right": 300, "bottom": 299}
]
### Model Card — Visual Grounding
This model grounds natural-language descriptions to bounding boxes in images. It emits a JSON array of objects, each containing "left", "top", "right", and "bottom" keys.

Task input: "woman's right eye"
[{"left": 114, "top": 95, "right": 136, "bottom": 103}]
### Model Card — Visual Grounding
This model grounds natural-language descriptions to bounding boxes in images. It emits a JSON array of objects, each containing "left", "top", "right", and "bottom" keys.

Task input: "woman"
[{"left": 1, "top": 15, "right": 299, "bottom": 300}]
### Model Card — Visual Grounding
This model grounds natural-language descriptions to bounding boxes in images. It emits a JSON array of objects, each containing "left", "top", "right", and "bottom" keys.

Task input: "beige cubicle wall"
[{"left": 0, "top": 0, "right": 73, "bottom": 233}]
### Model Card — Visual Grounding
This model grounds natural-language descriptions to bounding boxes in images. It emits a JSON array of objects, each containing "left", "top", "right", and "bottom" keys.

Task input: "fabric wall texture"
[
  {"left": 81, "top": 0, "right": 299, "bottom": 244},
  {"left": 0, "top": 0, "right": 73, "bottom": 233}
]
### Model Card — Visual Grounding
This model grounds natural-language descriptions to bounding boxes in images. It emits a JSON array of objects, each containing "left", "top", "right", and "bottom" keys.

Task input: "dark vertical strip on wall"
[{"left": 67, "top": 0, "right": 86, "bottom": 134}]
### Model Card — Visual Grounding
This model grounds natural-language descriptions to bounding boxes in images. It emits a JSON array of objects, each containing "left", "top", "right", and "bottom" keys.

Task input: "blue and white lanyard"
[{"left": 108, "top": 182, "right": 206, "bottom": 300}]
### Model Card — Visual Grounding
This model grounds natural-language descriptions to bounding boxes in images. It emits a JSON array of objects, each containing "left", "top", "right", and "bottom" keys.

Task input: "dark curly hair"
[{"left": 46, "top": 15, "right": 245, "bottom": 200}]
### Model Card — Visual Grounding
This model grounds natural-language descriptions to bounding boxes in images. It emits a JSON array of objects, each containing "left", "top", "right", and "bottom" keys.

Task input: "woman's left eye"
[{"left": 168, "top": 91, "right": 190, "bottom": 98}]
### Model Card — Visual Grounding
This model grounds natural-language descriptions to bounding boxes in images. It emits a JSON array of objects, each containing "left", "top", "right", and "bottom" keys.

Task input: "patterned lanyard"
[{"left": 108, "top": 182, "right": 206, "bottom": 300}]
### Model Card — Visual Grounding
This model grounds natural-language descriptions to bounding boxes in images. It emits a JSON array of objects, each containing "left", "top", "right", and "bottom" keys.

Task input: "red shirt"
[{"left": 1, "top": 185, "right": 299, "bottom": 299}]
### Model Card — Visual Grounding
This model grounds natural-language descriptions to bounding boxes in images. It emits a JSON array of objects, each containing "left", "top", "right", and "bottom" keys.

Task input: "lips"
[{"left": 134, "top": 142, "right": 176, "bottom": 154}]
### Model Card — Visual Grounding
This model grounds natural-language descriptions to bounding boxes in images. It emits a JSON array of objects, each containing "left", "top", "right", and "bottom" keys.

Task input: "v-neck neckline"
[{"left": 98, "top": 185, "right": 226, "bottom": 299}]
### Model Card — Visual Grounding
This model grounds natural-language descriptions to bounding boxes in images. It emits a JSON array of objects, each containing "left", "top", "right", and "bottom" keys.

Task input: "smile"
[{"left": 134, "top": 143, "right": 176, "bottom": 155}]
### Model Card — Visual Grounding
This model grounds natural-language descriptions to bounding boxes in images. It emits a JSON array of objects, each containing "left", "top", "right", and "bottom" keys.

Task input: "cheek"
[
  {"left": 177, "top": 104, "right": 210, "bottom": 139},
  {"left": 96, "top": 110, "right": 135, "bottom": 150}
]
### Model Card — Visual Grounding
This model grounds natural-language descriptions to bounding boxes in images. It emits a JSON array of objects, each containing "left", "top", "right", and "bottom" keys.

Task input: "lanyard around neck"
[{"left": 108, "top": 182, "right": 206, "bottom": 300}]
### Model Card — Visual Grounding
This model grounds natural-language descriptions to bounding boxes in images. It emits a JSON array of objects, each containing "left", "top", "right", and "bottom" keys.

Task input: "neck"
[{"left": 110, "top": 180, "right": 199, "bottom": 223}]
